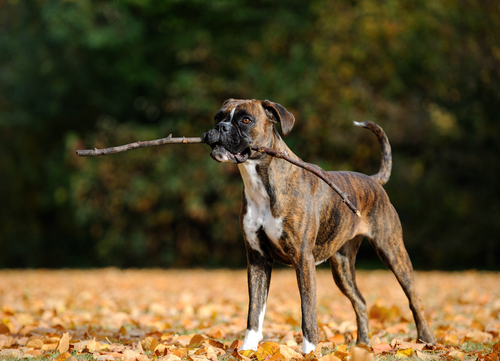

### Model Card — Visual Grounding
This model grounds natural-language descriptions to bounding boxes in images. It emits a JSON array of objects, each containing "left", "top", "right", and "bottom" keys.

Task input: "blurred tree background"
[{"left": 0, "top": 0, "right": 499, "bottom": 269}]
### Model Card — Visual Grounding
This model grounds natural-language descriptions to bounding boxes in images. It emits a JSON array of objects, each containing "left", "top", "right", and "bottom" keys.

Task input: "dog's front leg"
[
  {"left": 240, "top": 250, "right": 274, "bottom": 351},
  {"left": 296, "top": 253, "right": 318, "bottom": 354}
]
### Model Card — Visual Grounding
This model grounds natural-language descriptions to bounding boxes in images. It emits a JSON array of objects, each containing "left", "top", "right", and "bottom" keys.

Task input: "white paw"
[
  {"left": 240, "top": 329, "right": 262, "bottom": 351},
  {"left": 302, "top": 337, "right": 316, "bottom": 354}
]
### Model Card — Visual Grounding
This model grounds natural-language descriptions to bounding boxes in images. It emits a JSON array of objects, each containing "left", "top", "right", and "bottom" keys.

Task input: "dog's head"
[{"left": 203, "top": 99, "right": 295, "bottom": 163}]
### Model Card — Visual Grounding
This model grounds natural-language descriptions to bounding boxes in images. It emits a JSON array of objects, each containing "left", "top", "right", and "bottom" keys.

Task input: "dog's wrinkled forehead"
[{"left": 215, "top": 99, "right": 262, "bottom": 122}]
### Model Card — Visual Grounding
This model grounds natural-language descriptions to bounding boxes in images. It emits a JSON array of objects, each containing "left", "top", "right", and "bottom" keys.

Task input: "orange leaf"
[
  {"left": 0, "top": 323, "right": 10, "bottom": 334},
  {"left": 329, "top": 334, "right": 345, "bottom": 345},
  {"left": 270, "top": 353, "right": 287, "bottom": 361},
  {"left": 188, "top": 334, "right": 205, "bottom": 348},
  {"left": 319, "top": 354, "right": 342, "bottom": 361},
  {"left": 54, "top": 351, "right": 72, "bottom": 361},
  {"left": 372, "top": 343, "right": 392, "bottom": 355}
]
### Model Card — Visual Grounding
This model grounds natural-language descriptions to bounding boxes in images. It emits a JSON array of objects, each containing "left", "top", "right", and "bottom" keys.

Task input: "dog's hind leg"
[
  {"left": 241, "top": 250, "right": 274, "bottom": 351},
  {"left": 329, "top": 235, "right": 370, "bottom": 344},
  {"left": 367, "top": 212, "right": 435, "bottom": 344}
]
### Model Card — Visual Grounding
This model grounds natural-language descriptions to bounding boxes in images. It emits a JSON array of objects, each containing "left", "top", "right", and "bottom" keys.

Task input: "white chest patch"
[{"left": 238, "top": 161, "right": 284, "bottom": 256}]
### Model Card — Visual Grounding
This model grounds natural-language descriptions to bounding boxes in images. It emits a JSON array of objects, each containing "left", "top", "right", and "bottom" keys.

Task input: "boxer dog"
[{"left": 203, "top": 99, "right": 435, "bottom": 353}]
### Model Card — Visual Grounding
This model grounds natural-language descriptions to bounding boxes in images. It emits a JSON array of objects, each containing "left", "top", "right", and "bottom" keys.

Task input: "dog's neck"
[{"left": 237, "top": 133, "right": 302, "bottom": 204}]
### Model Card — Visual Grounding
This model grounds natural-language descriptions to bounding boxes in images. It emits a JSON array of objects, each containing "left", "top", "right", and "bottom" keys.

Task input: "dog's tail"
[{"left": 354, "top": 121, "right": 392, "bottom": 186}]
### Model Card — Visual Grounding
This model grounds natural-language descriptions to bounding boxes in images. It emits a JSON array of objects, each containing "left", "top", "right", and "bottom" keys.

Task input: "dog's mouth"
[{"left": 211, "top": 145, "right": 251, "bottom": 164}]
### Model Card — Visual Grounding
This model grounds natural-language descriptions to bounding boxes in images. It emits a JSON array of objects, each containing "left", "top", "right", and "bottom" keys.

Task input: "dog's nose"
[{"left": 215, "top": 122, "right": 230, "bottom": 133}]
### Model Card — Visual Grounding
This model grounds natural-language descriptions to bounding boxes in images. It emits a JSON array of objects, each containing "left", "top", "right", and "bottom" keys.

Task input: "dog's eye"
[{"left": 241, "top": 117, "right": 252, "bottom": 124}]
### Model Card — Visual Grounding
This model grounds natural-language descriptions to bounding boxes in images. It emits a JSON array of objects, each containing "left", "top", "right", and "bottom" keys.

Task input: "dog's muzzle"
[{"left": 203, "top": 124, "right": 251, "bottom": 164}]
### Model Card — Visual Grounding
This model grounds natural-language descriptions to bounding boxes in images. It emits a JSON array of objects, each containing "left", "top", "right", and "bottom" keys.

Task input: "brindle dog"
[{"left": 203, "top": 99, "right": 435, "bottom": 353}]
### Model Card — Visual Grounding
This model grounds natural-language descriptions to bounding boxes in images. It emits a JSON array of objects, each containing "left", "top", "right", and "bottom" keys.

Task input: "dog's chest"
[{"left": 238, "top": 162, "right": 284, "bottom": 256}]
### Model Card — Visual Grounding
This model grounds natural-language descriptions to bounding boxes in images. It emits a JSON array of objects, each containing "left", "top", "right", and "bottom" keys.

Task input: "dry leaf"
[
  {"left": 0, "top": 270, "right": 499, "bottom": 361},
  {"left": 395, "top": 348, "right": 413, "bottom": 358},
  {"left": 278, "top": 344, "right": 303, "bottom": 360},
  {"left": 26, "top": 338, "right": 44, "bottom": 349},
  {"left": 372, "top": 343, "right": 392, "bottom": 355},
  {"left": 256, "top": 341, "right": 280, "bottom": 361},
  {"left": 0, "top": 349, "right": 23, "bottom": 357},
  {"left": 415, "top": 350, "right": 440, "bottom": 360},
  {"left": 448, "top": 350, "right": 465, "bottom": 361},
  {"left": 465, "top": 330, "right": 493, "bottom": 343},
  {"left": 0, "top": 324, "right": 10, "bottom": 334},
  {"left": 188, "top": 334, "right": 206, "bottom": 348},
  {"left": 55, "top": 351, "right": 72, "bottom": 361},
  {"left": 351, "top": 346, "right": 374, "bottom": 361},
  {"left": 141, "top": 336, "right": 159, "bottom": 352},
  {"left": 57, "top": 332, "right": 70, "bottom": 353},
  {"left": 41, "top": 343, "right": 58, "bottom": 351},
  {"left": 318, "top": 354, "right": 342, "bottom": 361}
]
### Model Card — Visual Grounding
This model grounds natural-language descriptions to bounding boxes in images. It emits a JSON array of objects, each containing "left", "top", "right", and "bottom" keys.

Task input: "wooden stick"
[
  {"left": 250, "top": 145, "right": 361, "bottom": 217},
  {"left": 75, "top": 135, "right": 204, "bottom": 156},
  {"left": 76, "top": 137, "right": 361, "bottom": 216}
]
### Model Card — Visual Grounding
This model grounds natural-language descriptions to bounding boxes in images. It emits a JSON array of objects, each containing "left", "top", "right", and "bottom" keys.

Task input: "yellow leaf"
[
  {"left": 337, "top": 344, "right": 348, "bottom": 352},
  {"left": 395, "top": 348, "right": 413, "bottom": 358},
  {"left": 256, "top": 342, "right": 280, "bottom": 361},
  {"left": 57, "top": 332, "right": 70, "bottom": 353},
  {"left": 241, "top": 349, "right": 255, "bottom": 357}
]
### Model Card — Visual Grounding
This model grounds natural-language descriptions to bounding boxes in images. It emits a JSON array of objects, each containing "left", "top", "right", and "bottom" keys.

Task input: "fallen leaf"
[
  {"left": 26, "top": 338, "right": 44, "bottom": 349},
  {"left": 395, "top": 348, "right": 413, "bottom": 358},
  {"left": 279, "top": 344, "right": 303, "bottom": 360},
  {"left": 0, "top": 324, "right": 9, "bottom": 334},
  {"left": 319, "top": 354, "right": 342, "bottom": 361},
  {"left": 141, "top": 336, "right": 159, "bottom": 352},
  {"left": 0, "top": 349, "right": 23, "bottom": 357},
  {"left": 415, "top": 350, "right": 440, "bottom": 360},
  {"left": 336, "top": 344, "right": 348, "bottom": 352},
  {"left": 351, "top": 346, "right": 374, "bottom": 361},
  {"left": 54, "top": 351, "right": 72, "bottom": 361},
  {"left": 333, "top": 350, "right": 349, "bottom": 361},
  {"left": 372, "top": 343, "right": 392, "bottom": 355},
  {"left": 256, "top": 341, "right": 280, "bottom": 361},
  {"left": 188, "top": 334, "right": 206, "bottom": 348},
  {"left": 57, "top": 332, "right": 70, "bottom": 353},
  {"left": 329, "top": 334, "right": 345, "bottom": 345},
  {"left": 448, "top": 350, "right": 465, "bottom": 361},
  {"left": 41, "top": 343, "right": 58, "bottom": 351},
  {"left": 465, "top": 330, "right": 493, "bottom": 343}
]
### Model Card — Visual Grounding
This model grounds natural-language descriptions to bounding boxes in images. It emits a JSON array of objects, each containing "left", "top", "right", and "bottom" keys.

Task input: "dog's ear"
[{"left": 261, "top": 100, "right": 295, "bottom": 137}]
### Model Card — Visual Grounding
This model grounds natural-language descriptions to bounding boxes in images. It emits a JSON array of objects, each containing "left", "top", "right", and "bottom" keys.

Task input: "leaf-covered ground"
[{"left": 0, "top": 269, "right": 498, "bottom": 361}]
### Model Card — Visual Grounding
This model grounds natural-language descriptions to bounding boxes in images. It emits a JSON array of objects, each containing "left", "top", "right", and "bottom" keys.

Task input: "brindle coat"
[{"left": 203, "top": 99, "right": 435, "bottom": 353}]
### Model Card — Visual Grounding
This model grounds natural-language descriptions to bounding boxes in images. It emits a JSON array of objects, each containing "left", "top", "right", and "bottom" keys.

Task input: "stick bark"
[
  {"left": 75, "top": 135, "right": 205, "bottom": 156},
  {"left": 76, "top": 136, "right": 360, "bottom": 216}
]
